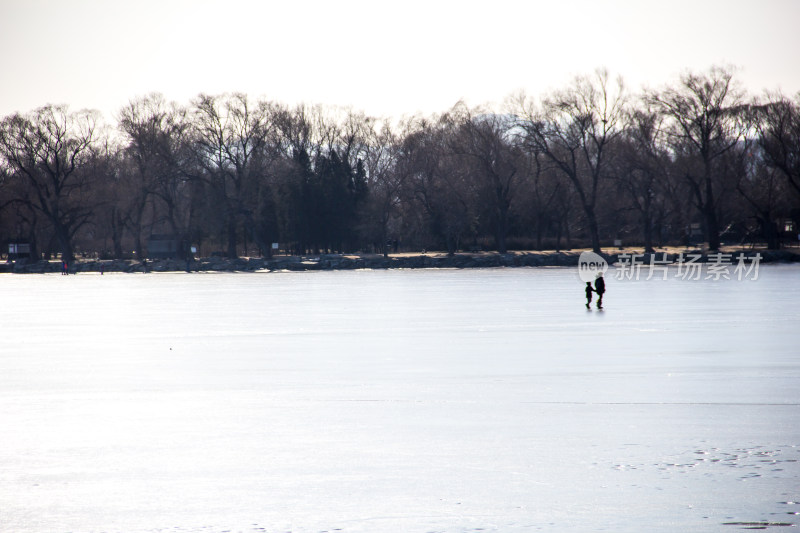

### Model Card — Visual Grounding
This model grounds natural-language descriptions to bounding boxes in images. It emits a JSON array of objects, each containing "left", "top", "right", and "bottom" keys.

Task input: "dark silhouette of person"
[
  {"left": 594, "top": 273, "right": 606, "bottom": 308},
  {"left": 585, "top": 282, "right": 594, "bottom": 309},
  {"left": 62, "top": 261, "right": 68, "bottom": 275}
]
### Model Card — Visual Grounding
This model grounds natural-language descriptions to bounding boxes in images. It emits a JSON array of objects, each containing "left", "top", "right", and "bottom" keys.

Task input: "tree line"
[{"left": 1, "top": 65, "right": 799, "bottom": 262}]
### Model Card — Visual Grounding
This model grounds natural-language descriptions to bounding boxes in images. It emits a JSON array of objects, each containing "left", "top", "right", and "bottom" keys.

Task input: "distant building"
[
  {"left": 778, "top": 216, "right": 799, "bottom": 246},
  {"left": 147, "top": 234, "right": 183, "bottom": 259},
  {"left": 7, "top": 242, "right": 31, "bottom": 262},
  {"left": 686, "top": 223, "right": 703, "bottom": 245}
]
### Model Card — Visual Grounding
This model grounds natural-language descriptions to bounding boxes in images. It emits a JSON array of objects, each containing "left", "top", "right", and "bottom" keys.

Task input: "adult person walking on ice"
[{"left": 594, "top": 272, "right": 606, "bottom": 309}]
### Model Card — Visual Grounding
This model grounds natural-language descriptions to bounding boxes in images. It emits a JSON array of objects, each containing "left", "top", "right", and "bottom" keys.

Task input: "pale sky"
[{"left": 1, "top": 0, "right": 799, "bottom": 122}]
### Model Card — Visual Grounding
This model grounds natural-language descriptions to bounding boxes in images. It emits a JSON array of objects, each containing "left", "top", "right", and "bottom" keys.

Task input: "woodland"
[{"left": 1, "top": 66, "right": 798, "bottom": 261}]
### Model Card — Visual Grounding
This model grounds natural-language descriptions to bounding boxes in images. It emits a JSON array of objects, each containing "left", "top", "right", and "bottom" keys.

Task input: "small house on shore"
[
  {"left": 7, "top": 242, "right": 31, "bottom": 262},
  {"left": 147, "top": 234, "right": 183, "bottom": 259}
]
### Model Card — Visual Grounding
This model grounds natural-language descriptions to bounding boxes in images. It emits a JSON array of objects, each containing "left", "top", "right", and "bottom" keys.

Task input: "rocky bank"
[{"left": 2, "top": 249, "right": 796, "bottom": 274}]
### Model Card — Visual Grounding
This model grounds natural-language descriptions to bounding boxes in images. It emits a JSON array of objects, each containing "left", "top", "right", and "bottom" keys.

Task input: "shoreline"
[{"left": 2, "top": 248, "right": 797, "bottom": 274}]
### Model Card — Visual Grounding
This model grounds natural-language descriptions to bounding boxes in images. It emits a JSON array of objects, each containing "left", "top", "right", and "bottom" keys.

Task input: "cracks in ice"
[{"left": 609, "top": 444, "right": 799, "bottom": 481}]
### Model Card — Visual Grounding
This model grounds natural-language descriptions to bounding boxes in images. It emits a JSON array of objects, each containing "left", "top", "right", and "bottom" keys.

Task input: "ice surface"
[{"left": 1, "top": 266, "right": 798, "bottom": 532}]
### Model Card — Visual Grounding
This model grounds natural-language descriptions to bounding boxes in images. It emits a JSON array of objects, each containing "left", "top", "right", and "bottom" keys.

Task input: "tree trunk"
[
  {"left": 565, "top": 219, "right": 572, "bottom": 250},
  {"left": 704, "top": 206, "right": 721, "bottom": 250},
  {"left": 495, "top": 200, "right": 509, "bottom": 254},
  {"left": 54, "top": 222, "right": 74, "bottom": 263},
  {"left": 643, "top": 217, "right": 654, "bottom": 253},
  {"left": 761, "top": 216, "right": 780, "bottom": 250},
  {"left": 585, "top": 206, "right": 601, "bottom": 253},
  {"left": 495, "top": 223, "right": 507, "bottom": 254},
  {"left": 134, "top": 231, "right": 143, "bottom": 259},
  {"left": 111, "top": 208, "right": 124, "bottom": 259},
  {"left": 27, "top": 229, "right": 40, "bottom": 262},
  {"left": 535, "top": 213, "right": 544, "bottom": 251},
  {"left": 446, "top": 233, "right": 456, "bottom": 257},
  {"left": 227, "top": 215, "right": 238, "bottom": 258},
  {"left": 555, "top": 220, "right": 562, "bottom": 253},
  {"left": 703, "top": 166, "right": 721, "bottom": 251}
]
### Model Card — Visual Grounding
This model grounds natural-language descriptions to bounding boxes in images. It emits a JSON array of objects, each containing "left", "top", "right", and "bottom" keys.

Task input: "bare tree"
[
  {"left": 360, "top": 119, "right": 403, "bottom": 256},
  {"left": 517, "top": 147, "right": 563, "bottom": 250},
  {"left": 447, "top": 104, "right": 522, "bottom": 254},
  {"left": 754, "top": 91, "right": 800, "bottom": 198},
  {"left": 399, "top": 115, "right": 475, "bottom": 255},
  {"left": 733, "top": 130, "right": 789, "bottom": 250},
  {"left": 514, "top": 69, "right": 628, "bottom": 253},
  {"left": 647, "top": 66, "right": 748, "bottom": 250},
  {"left": 0, "top": 165, "right": 42, "bottom": 259},
  {"left": 117, "top": 93, "right": 187, "bottom": 256},
  {"left": 0, "top": 105, "right": 98, "bottom": 262},
  {"left": 614, "top": 103, "right": 672, "bottom": 252},
  {"left": 191, "top": 93, "right": 273, "bottom": 257}
]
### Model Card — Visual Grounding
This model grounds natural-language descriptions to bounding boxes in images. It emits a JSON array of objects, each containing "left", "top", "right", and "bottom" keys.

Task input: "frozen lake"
[{"left": 1, "top": 266, "right": 799, "bottom": 533}]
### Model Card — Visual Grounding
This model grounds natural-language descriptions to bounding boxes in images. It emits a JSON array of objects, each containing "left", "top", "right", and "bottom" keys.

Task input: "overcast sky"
[{"left": 1, "top": 0, "right": 799, "bottom": 122}]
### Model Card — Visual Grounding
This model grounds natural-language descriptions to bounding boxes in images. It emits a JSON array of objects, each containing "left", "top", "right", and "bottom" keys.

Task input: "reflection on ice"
[{"left": 0, "top": 266, "right": 798, "bottom": 532}]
